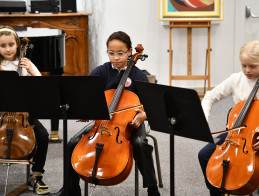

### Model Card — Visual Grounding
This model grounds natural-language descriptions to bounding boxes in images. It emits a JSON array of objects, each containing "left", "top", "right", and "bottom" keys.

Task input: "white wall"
[
  {"left": 76, "top": 0, "right": 256, "bottom": 88},
  {"left": 245, "top": 0, "right": 259, "bottom": 41}
]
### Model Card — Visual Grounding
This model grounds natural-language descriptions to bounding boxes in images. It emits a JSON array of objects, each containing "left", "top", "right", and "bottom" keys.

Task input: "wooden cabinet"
[{"left": 0, "top": 13, "right": 91, "bottom": 75}]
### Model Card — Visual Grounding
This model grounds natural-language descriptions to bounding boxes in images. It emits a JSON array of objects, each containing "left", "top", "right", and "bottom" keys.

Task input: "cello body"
[
  {"left": 0, "top": 112, "right": 36, "bottom": 159},
  {"left": 71, "top": 89, "right": 142, "bottom": 185},
  {"left": 206, "top": 100, "right": 259, "bottom": 195}
]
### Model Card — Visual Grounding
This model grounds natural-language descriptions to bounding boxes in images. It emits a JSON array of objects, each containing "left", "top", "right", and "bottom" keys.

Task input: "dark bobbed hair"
[{"left": 106, "top": 31, "right": 132, "bottom": 50}]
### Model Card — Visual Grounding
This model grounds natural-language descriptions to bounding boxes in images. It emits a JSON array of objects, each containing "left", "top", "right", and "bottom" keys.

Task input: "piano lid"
[{"left": 16, "top": 27, "right": 65, "bottom": 75}]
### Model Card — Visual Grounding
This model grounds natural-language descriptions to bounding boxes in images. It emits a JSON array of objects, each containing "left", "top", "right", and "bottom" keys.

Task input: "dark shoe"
[
  {"left": 147, "top": 185, "right": 160, "bottom": 196},
  {"left": 28, "top": 174, "right": 51, "bottom": 195}
]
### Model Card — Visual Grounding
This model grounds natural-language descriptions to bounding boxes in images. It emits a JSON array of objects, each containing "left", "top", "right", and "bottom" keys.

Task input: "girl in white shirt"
[
  {"left": 198, "top": 40, "right": 259, "bottom": 196},
  {"left": 0, "top": 25, "right": 50, "bottom": 195},
  {"left": 0, "top": 26, "right": 41, "bottom": 76}
]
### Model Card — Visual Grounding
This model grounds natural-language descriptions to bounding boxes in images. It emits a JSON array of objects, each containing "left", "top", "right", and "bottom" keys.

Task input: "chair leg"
[
  {"left": 2, "top": 163, "right": 29, "bottom": 196},
  {"left": 146, "top": 133, "right": 163, "bottom": 188},
  {"left": 135, "top": 162, "right": 139, "bottom": 196},
  {"left": 85, "top": 182, "right": 88, "bottom": 196},
  {"left": 26, "top": 164, "right": 30, "bottom": 183},
  {"left": 4, "top": 163, "right": 11, "bottom": 196}
]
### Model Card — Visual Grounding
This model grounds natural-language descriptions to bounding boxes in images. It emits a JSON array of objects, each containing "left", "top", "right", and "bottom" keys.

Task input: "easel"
[
  {"left": 135, "top": 81, "right": 214, "bottom": 196},
  {"left": 169, "top": 20, "right": 211, "bottom": 97}
]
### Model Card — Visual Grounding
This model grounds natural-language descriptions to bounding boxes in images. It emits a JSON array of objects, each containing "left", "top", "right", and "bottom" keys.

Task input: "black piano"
[
  {"left": 16, "top": 27, "right": 65, "bottom": 75},
  {"left": 16, "top": 27, "right": 65, "bottom": 142}
]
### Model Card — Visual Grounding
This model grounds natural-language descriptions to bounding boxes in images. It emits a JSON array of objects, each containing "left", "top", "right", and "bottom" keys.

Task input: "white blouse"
[
  {"left": 202, "top": 72, "right": 259, "bottom": 121},
  {"left": 1, "top": 59, "right": 41, "bottom": 76}
]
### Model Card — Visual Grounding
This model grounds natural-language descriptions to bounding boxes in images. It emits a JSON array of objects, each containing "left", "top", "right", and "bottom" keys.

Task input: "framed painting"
[{"left": 159, "top": 0, "right": 224, "bottom": 21}]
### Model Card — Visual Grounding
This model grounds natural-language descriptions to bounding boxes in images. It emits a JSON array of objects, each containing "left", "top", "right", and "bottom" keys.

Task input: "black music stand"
[
  {"left": 135, "top": 81, "right": 214, "bottom": 196},
  {"left": 0, "top": 72, "right": 110, "bottom": 196}
]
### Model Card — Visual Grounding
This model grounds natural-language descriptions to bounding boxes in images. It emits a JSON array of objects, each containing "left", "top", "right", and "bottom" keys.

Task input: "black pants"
[
  {"left": 67, "top": 122, "right": 157, "bottom": 194},
  {"left": 198, "top": 133, "right": 228, "bottom": 196},
  {"left": 29, "top": 117, "right": 49, "bottom": 174}
]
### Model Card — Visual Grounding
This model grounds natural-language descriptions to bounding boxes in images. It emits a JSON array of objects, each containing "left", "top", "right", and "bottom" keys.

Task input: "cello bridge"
[
  {"left": 99, "top": 124, "right": 112, "bottom": 136},
  {"left": 225, "top": 139, "right": 240, "bottom": 146},
  {"left": 6, "top": 113, "right": 18, "bottom": 123}
]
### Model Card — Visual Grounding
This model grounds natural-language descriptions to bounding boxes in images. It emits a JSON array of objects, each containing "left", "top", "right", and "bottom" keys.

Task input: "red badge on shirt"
[{"left": 125, "top": 77, "right": 132, "bottom": 87}]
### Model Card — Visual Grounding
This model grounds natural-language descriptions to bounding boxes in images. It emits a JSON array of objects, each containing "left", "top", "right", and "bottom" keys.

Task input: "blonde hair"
[
  {"left": 0, "top": 25, "right": 21, "bottom": 69},
  {"left": 239, "top": 40, "right": 259, "bottom": 61}
]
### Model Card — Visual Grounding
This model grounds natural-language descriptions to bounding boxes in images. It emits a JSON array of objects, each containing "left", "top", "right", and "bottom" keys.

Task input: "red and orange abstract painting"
[{"left": 159, "top": 0, "right": 223, "bottom": 21}]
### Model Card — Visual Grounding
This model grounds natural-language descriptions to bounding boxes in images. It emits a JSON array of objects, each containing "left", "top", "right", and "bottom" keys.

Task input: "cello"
[
  {"left": 0, "top": 37, "right": 36, "bottom": 160},
  {"left": 206, "top": 78, "right": 259, "bottom": 195},
  {"left": 71, "top": 44, "right": 148, "bottom": 186}
]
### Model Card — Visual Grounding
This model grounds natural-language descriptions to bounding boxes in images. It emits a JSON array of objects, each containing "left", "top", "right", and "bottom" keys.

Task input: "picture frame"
[{"left": 159, "top": 0, "right": 224, "bottom": 21}]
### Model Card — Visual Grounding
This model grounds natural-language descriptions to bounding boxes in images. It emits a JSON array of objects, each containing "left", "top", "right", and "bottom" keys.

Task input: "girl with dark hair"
[{"left": 50, "top": 31, "right": 160, "bottom": 196}]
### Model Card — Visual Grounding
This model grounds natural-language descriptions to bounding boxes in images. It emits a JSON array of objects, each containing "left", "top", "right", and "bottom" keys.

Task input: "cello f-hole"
[
  {"left": 18, "top": 113, "right": 27, "bottom": 128},
  {"left": 242, "top": 138, "right": 248, "bottom": 154},
  {"left": 88, "top": 125, "right": 99, "bottom": 140},
  {"left": 222, "top": 142, "right": 229, "bottom": 150},
  {"left": 0, "top": 113, "right": 7, "bottom": 126},
  {"left": 115, "top": 127, "right": 122, "bottom": 144},
  {"left": 222, "top": 136, "right": 232, "bottom": 150}
]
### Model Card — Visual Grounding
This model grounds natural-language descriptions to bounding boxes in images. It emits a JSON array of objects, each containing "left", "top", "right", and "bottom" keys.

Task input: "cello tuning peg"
[{"left": 140, "top": 54, "right": 148, "bottom": 61}]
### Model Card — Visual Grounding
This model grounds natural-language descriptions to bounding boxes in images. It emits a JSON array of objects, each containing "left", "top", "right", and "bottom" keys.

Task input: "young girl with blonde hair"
[{"left": 198, "top": 40, "right": 259, "bottom": 196}]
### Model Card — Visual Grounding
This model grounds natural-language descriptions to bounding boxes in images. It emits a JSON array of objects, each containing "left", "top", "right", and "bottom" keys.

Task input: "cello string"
[
  {"left": 234, "top": 96, "right": 251, "bottom": 127},
  {"left": 94, "top": 51, "right": 141, "bottom": 144},
  {"left": 234, "top": 79, "right": 259, "bottom": 128},
  {"left": 101, "top": 65, "right": 131, "bottom": 133},
  {"left": 108, "top": 55, "right": 134, "bottom": 114}
]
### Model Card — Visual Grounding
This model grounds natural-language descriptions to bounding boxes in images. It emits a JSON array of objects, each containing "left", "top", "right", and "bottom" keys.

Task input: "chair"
[
  {"left": 134, "top": 122, "right": 163, "bottom": 196},
  {"left": 0, "top": 159, "right": 32, "bottom": 196}
]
